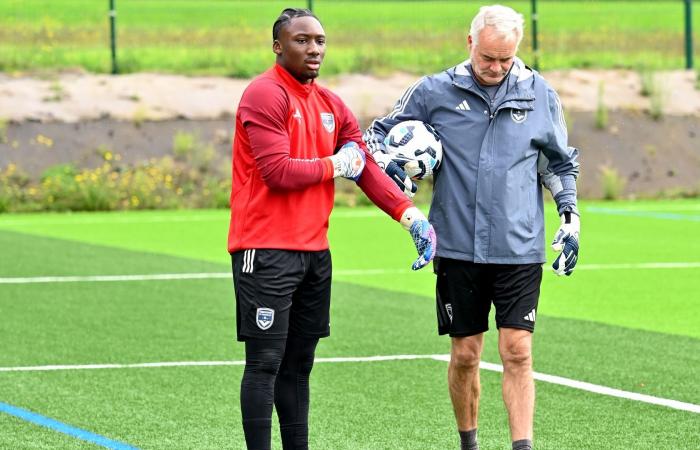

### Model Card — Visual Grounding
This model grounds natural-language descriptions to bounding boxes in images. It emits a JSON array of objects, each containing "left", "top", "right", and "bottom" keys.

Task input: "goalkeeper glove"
[
  {"left": 329, "top": 142, "right": 365, "bottom": 181},
  {"left": 373, "top": 151, "right": 417, "bottom": 197},
  {"left": 400, "top": 207, "right": 437, "bottom": 270},
  {"left": 551, "top": 211, "right": 580, "bottom": 276}
]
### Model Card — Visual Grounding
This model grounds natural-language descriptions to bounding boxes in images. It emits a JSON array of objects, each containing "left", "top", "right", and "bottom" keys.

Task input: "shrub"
[
  {"left": 599, "top": 165, "right": 627, "bottom": 200},
  {"left": 595, "top": 81, "right": 608, "bottom": 130}
]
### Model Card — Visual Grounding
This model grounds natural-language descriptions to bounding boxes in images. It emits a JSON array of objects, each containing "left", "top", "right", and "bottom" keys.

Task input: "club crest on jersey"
[
  {"left": 445, "top": 303, "right": 453, "bottom": 322},
  {"left": 256, "top": 308, "right": 274, "bottom": 330},
  {"left": 320, "top": 112, "right": 335, "bottom": 133},
  {"left": 511, "top": 109, "right": 527, "bottom": 124}
]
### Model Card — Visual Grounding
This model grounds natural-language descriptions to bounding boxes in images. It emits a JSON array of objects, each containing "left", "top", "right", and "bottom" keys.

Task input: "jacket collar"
[{"left": 452, "top": 57, "right": 535, "bottom": 102}]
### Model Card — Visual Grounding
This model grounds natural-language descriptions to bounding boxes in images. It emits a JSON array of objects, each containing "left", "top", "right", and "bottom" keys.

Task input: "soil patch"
[{"left": 1, "top": 69, "right": 699, "bottom": 199}]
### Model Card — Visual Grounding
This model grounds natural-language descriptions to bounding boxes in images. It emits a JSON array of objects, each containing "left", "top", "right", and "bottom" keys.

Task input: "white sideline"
[
  {"left": 0, "top": 355, "right": 697, "bottom": 414},
  {"left": 2, "top": 261, "right": 700, "bottom": 284}
]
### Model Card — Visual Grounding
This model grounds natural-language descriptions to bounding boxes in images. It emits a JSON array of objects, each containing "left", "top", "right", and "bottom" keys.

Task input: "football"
[{"left": 384, "top": 120, "right": 443, "bottom": 179}]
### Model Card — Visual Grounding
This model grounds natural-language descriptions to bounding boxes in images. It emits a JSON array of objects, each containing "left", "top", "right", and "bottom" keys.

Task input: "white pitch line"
[
  {"left": 3, "top": 262, "right": 700, "bottom": 285},
  {"left": 0, "top": 355, "right": 697, "bottom": 414}
]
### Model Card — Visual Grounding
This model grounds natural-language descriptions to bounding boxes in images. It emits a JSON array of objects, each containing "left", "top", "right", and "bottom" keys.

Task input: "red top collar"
[{"left": 273, "top": 64, "right": 317, "bottom": 97}]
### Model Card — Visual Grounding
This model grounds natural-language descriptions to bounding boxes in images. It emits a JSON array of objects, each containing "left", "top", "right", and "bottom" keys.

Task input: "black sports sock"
[
  {"left": 512, "top": 438, "right": 533, "bottom": 450},
  {"left": 240, "top": 338, "right": 286, "bottom": 450},
  {"left": 459, "top": 428, "right": 479, "bottom": 450},
  {"left": 274, "top": 335, "right": 319, "bottom": 450}
]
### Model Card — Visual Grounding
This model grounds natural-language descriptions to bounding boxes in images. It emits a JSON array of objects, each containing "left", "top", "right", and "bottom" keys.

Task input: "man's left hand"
[{"left": 551, "top": 212, "right": 580, "bottom": 276}]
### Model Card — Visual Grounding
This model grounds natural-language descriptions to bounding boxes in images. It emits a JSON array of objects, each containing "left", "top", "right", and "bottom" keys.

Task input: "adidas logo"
[
  {"left": 455, "top": 99, "right": 470, "bottom": 111},
  {"left": 523, "top": 309, "right": 536, "bottom": 322}
]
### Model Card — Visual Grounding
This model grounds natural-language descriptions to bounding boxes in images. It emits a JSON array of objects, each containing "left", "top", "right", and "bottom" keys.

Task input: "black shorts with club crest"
[
  {"left": 231, "top": 249, "right": 332, "bottom": 341},
  {"left": 434, "top": 257, "right": 542, "bottom": 336}
]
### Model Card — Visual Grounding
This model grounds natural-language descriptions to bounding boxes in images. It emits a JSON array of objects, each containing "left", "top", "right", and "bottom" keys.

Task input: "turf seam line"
[
  {"left": 2, "top": 261, "right": 700, "bottom": 284},
  {"left": 0, "top": 356, "right": 697, "bottom": 414},
  {"left": 0, "top": 402, "right": 139, "bottom": 449}
]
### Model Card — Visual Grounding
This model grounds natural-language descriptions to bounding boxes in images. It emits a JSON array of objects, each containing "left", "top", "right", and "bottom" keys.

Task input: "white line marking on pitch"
[
  {"left": 0, "top": 355, "right": 697, "bottom": 414},
  {"left": 2, "top": 262, "right": 700, "bottom": 284}
]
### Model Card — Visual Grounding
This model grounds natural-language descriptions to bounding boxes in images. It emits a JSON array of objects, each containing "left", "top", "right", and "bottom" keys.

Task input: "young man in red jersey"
[{"left": 228, "top": 8, "right": 437, "bottom": 450}]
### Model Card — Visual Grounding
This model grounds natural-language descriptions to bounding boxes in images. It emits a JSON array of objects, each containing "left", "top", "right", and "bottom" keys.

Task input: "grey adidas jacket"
[{"left": 364, "top": 58, "right": 579, "bottom": 264}]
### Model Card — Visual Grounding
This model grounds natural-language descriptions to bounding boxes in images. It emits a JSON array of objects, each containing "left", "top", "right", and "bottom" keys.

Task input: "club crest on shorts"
[
  {"left": 511, "top": 109, "right": 527, "bottom": 124},
  {"left": 256, "top": 308, "right": 274, "bottom": 330},
  {"left": 320, "top": 112, "right": 335, "bottom": 133},
  {"left": 445, "top": 303, "right": 453, "bottom": 322}
]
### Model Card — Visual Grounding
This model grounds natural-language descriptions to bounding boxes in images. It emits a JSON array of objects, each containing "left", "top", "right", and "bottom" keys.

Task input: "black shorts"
[
  {"left": 434, "top": 257, "right": 542, "bottom": 336},
  {"left": 231, "top": 249, "right": 332, "bottom": 342}
]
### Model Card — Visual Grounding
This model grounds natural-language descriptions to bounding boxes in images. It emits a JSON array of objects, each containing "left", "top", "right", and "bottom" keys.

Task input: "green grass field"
[
  {"left": 0, "top": 199, "right": 699, "bottom": 449},
  {"left": 2, "top": 1, "right": 699, "bottom": 76}
]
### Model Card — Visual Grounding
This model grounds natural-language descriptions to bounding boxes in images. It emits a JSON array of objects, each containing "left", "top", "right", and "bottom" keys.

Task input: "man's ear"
[{"left": 273, "top": 40, "right": 282, "bottom": 56}]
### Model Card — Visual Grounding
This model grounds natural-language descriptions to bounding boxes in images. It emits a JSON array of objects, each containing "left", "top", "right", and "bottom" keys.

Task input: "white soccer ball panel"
[{"left": 384, "top": 120, "right": 442, "bottom": 179}]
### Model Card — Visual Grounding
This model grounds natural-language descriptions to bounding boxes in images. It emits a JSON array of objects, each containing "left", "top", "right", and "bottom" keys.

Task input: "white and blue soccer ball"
[{"left": 384, "top": 120, "right": 442, "bottom": 179}]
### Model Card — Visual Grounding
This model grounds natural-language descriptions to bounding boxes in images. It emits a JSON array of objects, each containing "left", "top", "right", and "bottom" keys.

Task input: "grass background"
[
  {"left": 2, "top": 0, "right": 699, "bottom": 76},
  {"left": 0, "top": 199, "right": 699, "bottom": 448}
]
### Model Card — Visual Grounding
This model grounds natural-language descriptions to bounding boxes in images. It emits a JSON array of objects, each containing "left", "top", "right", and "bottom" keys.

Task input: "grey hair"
[{"left": 469, "top": 5, "right": 524, "bottom": 47}]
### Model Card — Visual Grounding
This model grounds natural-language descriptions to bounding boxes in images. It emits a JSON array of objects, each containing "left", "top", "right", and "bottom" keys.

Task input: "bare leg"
[
  {"left": 448, "top": 334, "right": 484, "bottom": 431},
  {"left": 498, "top": 328, "right": 534, "bottom": 442}
]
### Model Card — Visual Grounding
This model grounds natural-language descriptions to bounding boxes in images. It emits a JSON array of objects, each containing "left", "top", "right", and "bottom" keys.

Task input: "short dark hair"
[{"left": 272, "top": 8, "right": 320, "bottom": 41}]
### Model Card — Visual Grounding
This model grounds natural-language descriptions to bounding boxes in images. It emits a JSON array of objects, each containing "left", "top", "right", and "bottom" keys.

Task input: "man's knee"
[
  {"left": 450, "top": 336, "right": 483, "bottom": 371},
  {"left": 498, "top": 330, "right": 532, "bottom": 368}
]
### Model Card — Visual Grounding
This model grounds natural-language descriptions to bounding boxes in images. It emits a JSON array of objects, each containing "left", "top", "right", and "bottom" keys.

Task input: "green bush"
[
  {"left": 595, "top": 81, "right": 608, "bottom": 130},
  {"left": 600, "top": 165, "right": 627, "bottom": 200}
]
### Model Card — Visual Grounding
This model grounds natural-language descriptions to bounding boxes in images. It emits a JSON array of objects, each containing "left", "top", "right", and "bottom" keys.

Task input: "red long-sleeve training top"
[{"left": 227, "top": 64, "right": 411, "bottom": 253}]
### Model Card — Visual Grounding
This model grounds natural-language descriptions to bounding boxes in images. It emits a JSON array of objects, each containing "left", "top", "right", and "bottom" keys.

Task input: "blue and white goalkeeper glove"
[
  {"left": 400, "top": 207, "right": 437, "bottom": 270},
  {"left": 372, "top": 151, "right": 417, "bottom": 198},
  {"left": 330, "top": 142, "right": 366, "bottom": 181},
  {"left": 551, "top": 212, "right": 580, "bottom": 276}
]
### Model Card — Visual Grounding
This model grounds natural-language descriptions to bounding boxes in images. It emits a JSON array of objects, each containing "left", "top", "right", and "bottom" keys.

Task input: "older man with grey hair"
[{"left": 364, "top": 4, "right": 580, "bottom": 450}]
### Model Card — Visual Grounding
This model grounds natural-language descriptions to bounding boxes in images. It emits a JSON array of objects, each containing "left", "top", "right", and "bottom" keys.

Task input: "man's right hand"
[{"left": 373, "top": 151, "right": 417, "bottom": 197}]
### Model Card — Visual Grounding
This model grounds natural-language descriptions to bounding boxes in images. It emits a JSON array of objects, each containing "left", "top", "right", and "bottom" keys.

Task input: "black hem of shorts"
[
  {"left": 441, "top": 328, "right": 489, "bottom": 338},
  {"left": 496, "top": 323, "right": 534, "bottom": 333},
  {"left": 237, "top": 331, "right": 330, "bottom": 342}
]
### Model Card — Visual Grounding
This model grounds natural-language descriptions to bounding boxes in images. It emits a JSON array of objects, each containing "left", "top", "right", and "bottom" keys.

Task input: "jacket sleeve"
[
  {"left": 332, "top": 94, "right": 413, "bottom": 221},
  {"left": 537, "top": 86, "right": 580, "bottom": 215},
  {"left": 238, "top": 81, "right": 332, "bottom": 191},
  {"left": 362, "top": 77, "right": 429, "bottom": 162}
]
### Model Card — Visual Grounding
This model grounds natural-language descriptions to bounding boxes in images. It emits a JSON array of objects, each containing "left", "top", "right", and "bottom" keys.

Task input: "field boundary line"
[
  {"left": 0, "top": 355, "right": 698, "bottom": 414},
  {"left": 3, "top": 261, "right": 700, "bottom": 284},
  {"left": 0, "top": 401, "right": 138, "bottom": 449}
]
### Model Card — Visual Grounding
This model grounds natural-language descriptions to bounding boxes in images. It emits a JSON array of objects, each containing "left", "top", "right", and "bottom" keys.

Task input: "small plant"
[
  {"left": 639, "top": 69, "right": 655, "bottom": 97},
  {"left": 173, "top": 131, "right": 196, "bottom": 160},
  {"left": 42, "top": 81, "right": 67, "bottom": 102},
  {"left": 599, "top": 165, "right": 627, "bottom": 200},
  {"left": 595, "top": 81, "right": 608, "bottom": 130},
  {"left": 649, "top": 82, "right": 664, "bottom": 121},
  {"left": 0, "top": 118, "right": 7, "bottom": 144},
  {"left": 132, "top": 107, "right": 149, "bottom": 128},
  {"left": 696, "top": 70, "right": 700, "bottom": 90}
]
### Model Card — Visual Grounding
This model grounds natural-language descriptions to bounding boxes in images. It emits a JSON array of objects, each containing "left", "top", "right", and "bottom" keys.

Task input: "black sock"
[
  {"left": 513, "top": 438, "right": 533, "bottom": 450},
  {"left": 274, "top": 335, "right": 319, "bottom": 450},
  {"left": 459, "top": 428, "right": 478, "bottom": 450},
  {"left": 240, "top": 338, "right": 286, "bottom": 450}
]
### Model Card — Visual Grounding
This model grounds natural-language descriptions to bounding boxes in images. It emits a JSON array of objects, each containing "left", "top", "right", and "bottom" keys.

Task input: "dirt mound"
[{"left": 1, "top": 69, "right": 699, "bottom": 198}]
